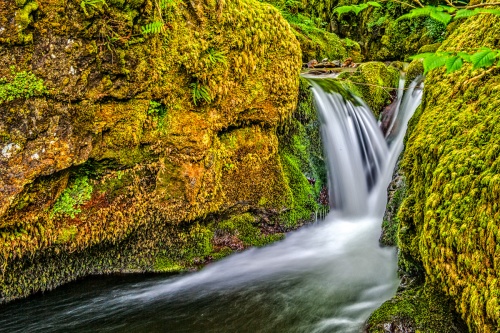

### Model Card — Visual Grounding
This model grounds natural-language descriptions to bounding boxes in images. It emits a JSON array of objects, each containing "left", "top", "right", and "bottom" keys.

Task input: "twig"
[{"left": 460, "top": 2, "right": 500, "bottom": 9}]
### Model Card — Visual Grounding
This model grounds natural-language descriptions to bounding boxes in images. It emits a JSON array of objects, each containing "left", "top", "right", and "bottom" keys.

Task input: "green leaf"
[
  {"left": 423, "top": 54, "right": 447, "bottom": 73},
  {"left": 479, "top": 8, "right": 500, "bottom": 16},
  {"left": 397, "top": 6, "right": 433, "bottom": 21},
  {"left": 430, "top": 10, "right": 452, "bottom": 25},
  {"left": 353, "top": 3, "right": 368, "bottom": 14},
  {"left": 445, "top": 56, "right": 463, "bottom": 73},
  {"left": 470, "top": 48, "right": 498, "bottom": 69},
  {"left": 366, "top": 1, "right": 382, "bottom": 7},
  {"left": 333, "top": 6, "right": 356, "bottom": 17},
  {"left": 409, "top": 52, "right": 439, "bottom": 60},
  {"left": 457, "top": 52, "right": 472, "bottom": 62},
  {"left": 454, "top": 8, "right": 480, "bottom": 19},
  {"left": 439, "top": 5, "right": 456, "bottom": 13}
]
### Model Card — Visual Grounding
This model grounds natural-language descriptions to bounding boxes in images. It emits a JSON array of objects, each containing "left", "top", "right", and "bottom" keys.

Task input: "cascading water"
[{"left": 0, "top": 77, "right": 423, "bottom": 333}]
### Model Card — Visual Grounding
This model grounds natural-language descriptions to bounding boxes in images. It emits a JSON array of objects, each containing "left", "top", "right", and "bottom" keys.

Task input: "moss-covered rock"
[
  {"left": 388, "top": 12, "right": 500, "bottom": 333},
  {"left": 0, "top": 0, "right": 326, "bottom": 302},
  {"left": 337, "top": 62, "right": 400, "bottom": 118},
  {"left": 366, "top": 284, "right": 468, "bottom": 333}
]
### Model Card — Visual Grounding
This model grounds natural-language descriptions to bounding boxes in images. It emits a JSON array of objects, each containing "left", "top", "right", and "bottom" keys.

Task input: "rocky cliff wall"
[{"left": 0, "top": 0, "right": 327, "bottom": 302}]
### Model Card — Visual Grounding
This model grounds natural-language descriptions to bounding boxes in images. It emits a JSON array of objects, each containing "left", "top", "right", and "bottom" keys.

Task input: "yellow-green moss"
[
  {"left": 0, "top": 0, "right": 308, "bottom": 302},
  {"left": 396, "top": 13, "right": 500, "bottom": 333},
  {"left": 337, "top": 62, "right": 400, "bottom": 118}
]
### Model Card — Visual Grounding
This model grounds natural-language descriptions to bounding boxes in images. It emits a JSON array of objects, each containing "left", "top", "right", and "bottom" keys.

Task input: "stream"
[{"left": 0, "top": 78, "right": 423, "bottom": 333}]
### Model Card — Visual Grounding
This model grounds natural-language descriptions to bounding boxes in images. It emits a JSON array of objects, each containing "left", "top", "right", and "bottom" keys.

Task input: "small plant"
[
  {"left": 397, "top": 5, "right": 500, "bottom": 25},
  {"left": 0, "top": 66, "right": 47, "bottom": 104},
  {"left": 148, "top": 100, "right": 168, "bottom": 130},
  {"left": 411, "top": 47, "right": 500, "bottom": 74},
  {"left": 189, "top": 82, "right": 211, "bottom": 106},
  {"left": 80, "top": 0, "right": 107, "bottom": 16},
  {"left": 141, "top": 21, "right": 165, "bottom": 35},
  {"left": 51, "top": 177, "right": 93, "bottom": 219},
  {"left": 333, "top": 2, "right": 381, "bottom": 18},
  {"left": 206, "top": 48, "right": 227, "bottom": 65}
]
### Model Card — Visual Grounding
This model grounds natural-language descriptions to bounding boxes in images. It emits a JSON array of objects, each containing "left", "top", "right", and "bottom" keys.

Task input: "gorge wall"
[
  {"left": 368, "top": 11, "right": 500, "bottom": 333},
  {"left": 0, "top": 0, "right": 330, "bottom": 302}
]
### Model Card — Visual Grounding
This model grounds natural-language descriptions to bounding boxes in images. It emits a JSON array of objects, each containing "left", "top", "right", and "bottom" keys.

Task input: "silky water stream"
[{"left": 0, "top": 78, "right": 423, "bottom": 333}]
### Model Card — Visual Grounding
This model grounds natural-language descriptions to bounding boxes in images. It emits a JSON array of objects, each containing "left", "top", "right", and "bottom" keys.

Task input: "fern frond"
[
  {"left": 430, "top": 10, "right": 452, "bottom": 25},
  {"left": 141, "top": 21, "right": 165, "bottom": 35},
  {"left": 453, "top": 8, "right": 479, "bottom": 19},
  {"left": 470, "top": 48, "right": 498, "bottom": 70},
  {"left": 333, "top": 6, "right": 356, "bottom": 17},
  {"left": 479, "top": 8, "right": 500, "bottom": 16},
  {"left": 333, "top": 2, "right": 381, "bottom": 18},
  {"left": 189, "top": 83, "right": 211, "bottom": 105},
  {"left": 366, "top": 1, "right": 382, "bottom": 7},
  {"left": 397, "top": 7, "right": 433, "bottom": 21},
  {"left": 207, "top": 48, "right": 227, "bottom": 65}
]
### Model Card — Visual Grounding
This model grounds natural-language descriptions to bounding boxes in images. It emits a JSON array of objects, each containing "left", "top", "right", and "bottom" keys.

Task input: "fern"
[
  {"left": 411, "top": 48, "right": 500, "bottom": 74},
  {"left": 397, "top": 7, "right": 433, "bottom": 21},
  {"left": 430, "top": 10, "right": 452, "bottom": 25},
  {"left": 141, "top": 21, "right": 165, "bottom": 35},
  {"left": 207, "top": 48, "right": 227, "bottom": 65},
  {"left": 454, "top": 8, "right": 480, "bottom": 19},
  {"left": 189, "top": 82, "right": 211, "bottom": 105},
  {"left": 333, "top": 1, "right": 381, "bottom": 18},
  {"left": 397, "top": 6, "right": 452, "bottom": 25}
]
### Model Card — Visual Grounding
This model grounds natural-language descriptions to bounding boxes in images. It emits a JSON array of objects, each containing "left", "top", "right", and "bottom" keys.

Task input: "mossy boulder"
[
  {"left": 338, "top": 62, "right": 400, "bottom": 118},
  {"left": 0, "top": 0, "right": 326, "bottom": 302},
  {"left": 366, "top": 284, "right": 467, "bottom": 333},
  {"left": 391, "top": 12, "right": 500, "bottom": 333}
]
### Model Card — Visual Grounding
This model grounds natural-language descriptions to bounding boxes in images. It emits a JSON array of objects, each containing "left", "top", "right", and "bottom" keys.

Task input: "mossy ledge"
[
  {"left": 0, "top": 0, "right": 328, "bottom": 302},
  {"left": 369, "top": 11, "right": 500, "bottom": 333}
]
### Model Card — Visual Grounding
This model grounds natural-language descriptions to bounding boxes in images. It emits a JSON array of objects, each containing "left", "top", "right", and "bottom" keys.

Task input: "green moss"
[
  {"left": 51, "top": 177, "right": 93, "bottom": 219},
  {"left": 154, "top": 256, "right": 183, "bottom": 272},
  {"left": 393, "top": 13, "right": 500, "bottom": 333},
  {"left": 0, "top": 66, "right": 46, "bottom": 104},
  {"left": 337, "top": 62, "right": 400, "bottom": 118},
  {"left": 218, "top": 213, "right": 284, "bottom": 247},
  {"left": 55, "top": 225, "right": 78, "bottom": 244},
  {"left": 366, "top": 284, "right": 467, "bottom": 333},
  {"left": 277, "top": 78, "right": 327, "bottom": 227}
]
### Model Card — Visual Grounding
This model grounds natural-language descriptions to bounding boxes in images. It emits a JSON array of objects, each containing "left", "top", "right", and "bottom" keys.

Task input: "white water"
[{"left": 0, "top": 78, "right": 423, "bottom": 333}]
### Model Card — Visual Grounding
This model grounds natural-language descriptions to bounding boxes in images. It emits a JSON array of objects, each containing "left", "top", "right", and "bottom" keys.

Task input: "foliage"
[
  {"left": 189, "top": 82, "right": 211, "bottom": 105},
  {"left": 51, "top": 177, "right": 93, "bottom": 219},
  {"left": 410, "top": 47, "right": 500, "bottom": 74},
  {"left": 148, "top": 100, "right": 168, "bottom": 130},
  {"left": 206, "top": 48, "right": 227, "bottom": 65},
  {"left": 0, "top": 66, "right": 46, "bottom": 104},
  {"left": 333, "top": 1, "right": 381, "bottom": 18},
  {"left": 397, "top": 5, "right": 500, "bottom": 25},
  {"left": 141, "top": 21, "right": 165, "bottom": 35}
]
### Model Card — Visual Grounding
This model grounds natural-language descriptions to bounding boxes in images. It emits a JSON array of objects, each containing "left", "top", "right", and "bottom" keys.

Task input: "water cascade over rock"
[{"left": 0, "top": 78, "right": 423, "bottom": 333}]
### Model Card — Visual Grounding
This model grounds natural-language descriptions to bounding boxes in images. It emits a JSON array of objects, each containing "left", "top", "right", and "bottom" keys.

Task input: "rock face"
[
  {"left": 0, "top": 0, "right": 326, "bottom": 302},
  {"left": 372, "top": 13, "right": 500, "bottom": 332}
]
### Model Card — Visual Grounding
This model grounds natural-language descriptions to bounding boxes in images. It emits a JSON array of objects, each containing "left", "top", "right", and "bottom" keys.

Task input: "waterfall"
[{"left": 0, "top": 78, "right": 423, "bottom": 333}]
